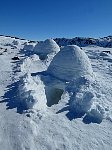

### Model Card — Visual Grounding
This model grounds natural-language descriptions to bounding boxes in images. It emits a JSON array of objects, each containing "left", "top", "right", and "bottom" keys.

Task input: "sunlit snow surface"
[{"left": 0, "top": 36, "right": 112, "bottom": 150}]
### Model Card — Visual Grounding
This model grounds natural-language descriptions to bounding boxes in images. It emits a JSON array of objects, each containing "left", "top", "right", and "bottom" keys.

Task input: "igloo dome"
[
  {"left": 47, "top": 45, "right": 93, "bottom": 81},
  {"left": 34, "top": 39, "right": 60, "bottom": 55}
]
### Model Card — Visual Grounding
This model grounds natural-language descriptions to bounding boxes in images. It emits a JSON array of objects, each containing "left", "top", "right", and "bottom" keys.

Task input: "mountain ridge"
[{"left": 1, "top": 34, "right": 112, "bottom": 47}]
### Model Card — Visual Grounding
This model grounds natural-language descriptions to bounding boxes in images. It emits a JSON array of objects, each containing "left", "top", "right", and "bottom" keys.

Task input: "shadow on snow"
[
  {"left": 0, "top": 81, "right": 25, "bottom": 114},
  {"left": 56, "top": 103, "right": 102, "bottom": 124}
]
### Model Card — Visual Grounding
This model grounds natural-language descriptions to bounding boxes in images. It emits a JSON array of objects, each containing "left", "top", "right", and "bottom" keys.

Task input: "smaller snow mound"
[
  {"left": 70, "top": 89, "right": 94, "bottom": 115},
  {"left": 19, "top": 73, "right": 47, "bottom": 111},
  {"left": 83, "top": 104, "right": 105, "bottom": 124},
  {"left": 67, "top": 77, "right": 95, "bottom": 116},
  {"left": 34, "top": 39, "right": 60, "bottom": 60},
  {"left": 64, "top": 76, "right": 107, "bottom": 123},
  {"left": 48, "top": 45, "right": 93, "bottom": 81}
]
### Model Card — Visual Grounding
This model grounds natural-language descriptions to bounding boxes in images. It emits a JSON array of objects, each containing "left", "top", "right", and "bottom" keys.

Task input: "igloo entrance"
[{"left": 45, "top": 86, "right": 64, "bottom": 107}]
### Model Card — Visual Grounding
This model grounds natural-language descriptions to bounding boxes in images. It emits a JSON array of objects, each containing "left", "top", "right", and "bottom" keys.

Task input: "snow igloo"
[
  {"left": 45, "top": 45, "right": 94, "bottom": 108},
  {"left": 34, "top": 39, "right": 60, "bottom": 60},
  {"left": 47, "top": 45, "right": 93, "bottom": 81}
]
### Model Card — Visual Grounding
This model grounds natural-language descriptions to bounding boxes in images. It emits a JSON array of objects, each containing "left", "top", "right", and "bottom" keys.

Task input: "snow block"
[
  {"left": 20, "top": 57, "right": 32, "bottom": 73},
  {"left": 71, "top": 90, "right": 94, "bottom": 112},
  {"left": 19, "top": 73, "right": 47, "bottom": 111}
]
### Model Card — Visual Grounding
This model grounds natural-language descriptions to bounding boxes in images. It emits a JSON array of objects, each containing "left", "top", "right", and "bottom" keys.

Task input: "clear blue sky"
[{"left": 0, "top": 0, "right": 112, "bottom": 40}]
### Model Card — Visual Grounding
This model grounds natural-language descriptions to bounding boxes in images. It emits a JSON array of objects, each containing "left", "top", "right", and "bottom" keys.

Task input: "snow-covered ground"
[{"left": 0, "top": 36, "right": 112, "bottom": 150}]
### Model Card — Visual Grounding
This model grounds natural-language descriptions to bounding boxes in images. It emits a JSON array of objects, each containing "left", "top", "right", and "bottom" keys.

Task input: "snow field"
[{"left": 0, "top": 36, "right": 112, "bottom": 150}]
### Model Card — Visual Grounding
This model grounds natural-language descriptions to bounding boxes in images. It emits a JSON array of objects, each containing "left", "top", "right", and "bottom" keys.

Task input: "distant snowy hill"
[{"left": 54, "top": 36, "right": 112, "bottom": 47}]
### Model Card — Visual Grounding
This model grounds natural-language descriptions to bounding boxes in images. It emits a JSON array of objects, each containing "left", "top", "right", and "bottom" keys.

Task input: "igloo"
[
  {"left": 47, "top": 45, "right": 93, "bottom": 81},
  {"left": 34, "top": 39, "right": 60, "bottom": 60},
  {"left": 45, "top": 45, "right": 94, "bottom": 108}
]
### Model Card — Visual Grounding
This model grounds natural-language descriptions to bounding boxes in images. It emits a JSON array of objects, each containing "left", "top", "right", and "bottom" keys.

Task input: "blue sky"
[{"left": 0, "top": 0, "right": 112, "bottom": 40}]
